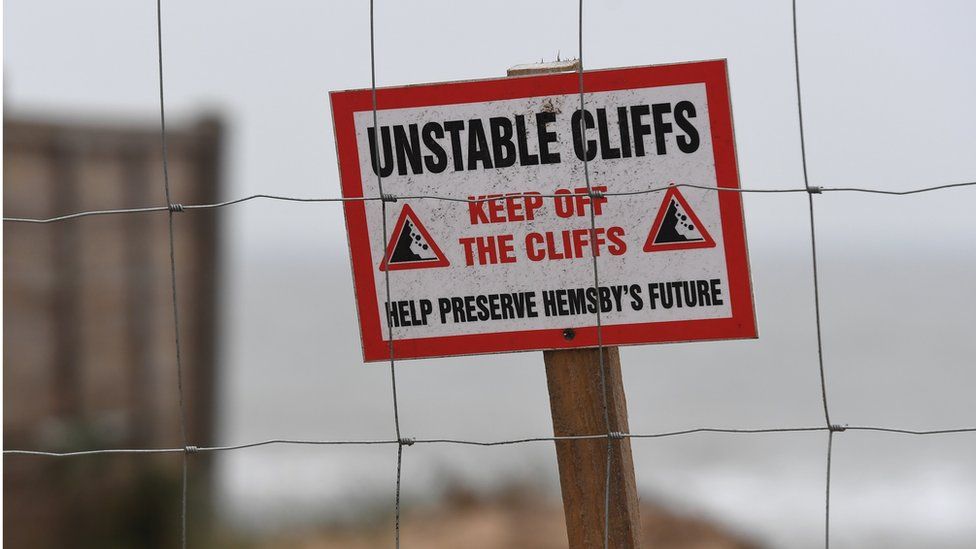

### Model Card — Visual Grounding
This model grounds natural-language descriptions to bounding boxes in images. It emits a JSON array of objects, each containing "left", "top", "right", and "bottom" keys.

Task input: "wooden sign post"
[
  {"left": 508, "top": 60, "right": 643, "bottom": 549},
  {"left": 544, "top": 347, "right": 643, "bottom": 548}
]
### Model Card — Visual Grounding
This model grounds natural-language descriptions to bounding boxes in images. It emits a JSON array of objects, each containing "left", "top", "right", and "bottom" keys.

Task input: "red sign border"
[{"left": 330, "top": 59, "right": 756, "bottom": 362}]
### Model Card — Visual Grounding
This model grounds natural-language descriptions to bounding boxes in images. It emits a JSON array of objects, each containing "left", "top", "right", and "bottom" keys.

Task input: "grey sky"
[{"left": 6, "top": 1, "right": 975, "bottom": 249}]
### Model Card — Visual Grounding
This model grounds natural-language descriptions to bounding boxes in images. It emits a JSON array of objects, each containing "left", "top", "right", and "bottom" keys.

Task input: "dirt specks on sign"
[{"left": 541, "top": 98, "right": 561, "bottom": 115}]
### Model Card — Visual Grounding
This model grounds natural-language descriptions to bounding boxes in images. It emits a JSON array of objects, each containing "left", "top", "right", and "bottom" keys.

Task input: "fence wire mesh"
[{"left": 4, "top": 1, "right": 976, "bottom": 548}]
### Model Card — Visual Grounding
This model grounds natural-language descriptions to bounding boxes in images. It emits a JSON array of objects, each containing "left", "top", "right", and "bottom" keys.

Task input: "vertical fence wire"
[
  {"left": 790, "top": 0, "right": 833, "bottom": 428},
  {"left": 791, "top": 1, "right": 836, "bottom": 547},
  {"left": 154, "top": 1, "right": 190, "bottom": 547},
  {"left": 368, "top": 2, "right": 407, "bottom": 546},
  {"left": 825, "top": 430, "right": 835, "bottom": 547},
  {"left": 575, "top": 1, "right": 615, "bottom": 547}
]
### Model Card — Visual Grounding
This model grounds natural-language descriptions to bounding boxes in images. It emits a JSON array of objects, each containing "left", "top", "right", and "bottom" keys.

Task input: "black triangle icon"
[
  {"left": 643, "top": 186, "right": 716, "bottom": 252},
  {"left": 380, "top": 205, "right": 450, "bottom": 271},
  {"left": 390, "top": 219, "right": 438, "bottom": 263},
  {"left": 654, "top": 199, "right": 705, "bottom": 243}
]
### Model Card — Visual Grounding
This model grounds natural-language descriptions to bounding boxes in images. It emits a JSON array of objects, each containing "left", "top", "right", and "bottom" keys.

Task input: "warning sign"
[
  {"left": 331, "top": 60, "right": 756, "bottom": 361},
  {"left": 380, "top": 205, "right": 450, "bottom": 271},
  {"left": 643, "top": 186, "right": 716, "bottom": 252}
]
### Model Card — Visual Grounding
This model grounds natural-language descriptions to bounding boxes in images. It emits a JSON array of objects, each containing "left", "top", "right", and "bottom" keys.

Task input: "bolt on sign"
[{"left": 330, "top": 60, "right": 756, "bottom": 362}]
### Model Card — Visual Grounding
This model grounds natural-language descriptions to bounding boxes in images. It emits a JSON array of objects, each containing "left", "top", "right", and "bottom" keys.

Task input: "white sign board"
[{"left": 331, "top": 60, "right": 755, "bottom": 361}]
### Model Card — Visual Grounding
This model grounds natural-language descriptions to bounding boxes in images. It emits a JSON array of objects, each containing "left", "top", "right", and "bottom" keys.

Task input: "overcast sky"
[{"left": 6, "top": 0, "right": 975, "bottom": 250}]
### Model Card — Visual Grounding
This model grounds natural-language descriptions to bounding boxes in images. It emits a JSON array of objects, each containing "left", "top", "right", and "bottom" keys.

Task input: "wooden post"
[
  {"left": 507, "top": 61, "right": 643, "bottom": 548},
  {"left": 544, "top": 348, "right": 642, "bottom": 548}
]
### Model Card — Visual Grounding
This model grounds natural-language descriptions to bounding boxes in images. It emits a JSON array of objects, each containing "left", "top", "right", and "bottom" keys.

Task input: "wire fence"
[{"left": 4, "top": 1, "right": 976, "bottom": 548}]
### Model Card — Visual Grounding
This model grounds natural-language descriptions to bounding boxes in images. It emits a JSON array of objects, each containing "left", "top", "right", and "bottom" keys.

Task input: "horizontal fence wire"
[
  {"left": 4, "top": 181, "right": 975, "bottom": 224},
  {"left": 7, "top": 425, "right": 976, "bottom": 457}
]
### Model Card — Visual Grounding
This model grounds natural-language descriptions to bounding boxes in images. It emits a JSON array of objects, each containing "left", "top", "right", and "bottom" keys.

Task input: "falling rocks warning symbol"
[
  {"left": 380, "top": 204, "right": 450, "bottom": 271},
  {"left": 643, "top": 186, "right": 716, "bottom": 252}
]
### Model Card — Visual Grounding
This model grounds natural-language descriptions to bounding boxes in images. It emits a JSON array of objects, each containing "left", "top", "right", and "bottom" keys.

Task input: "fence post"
[{"left": 507, "top": 60, "right": 643, "bottom": 548}]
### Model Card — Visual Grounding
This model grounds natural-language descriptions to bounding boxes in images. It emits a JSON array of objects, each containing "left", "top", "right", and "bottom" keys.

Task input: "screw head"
[{"left": 562, "top": 328, "right": 576, "bottom": 340}]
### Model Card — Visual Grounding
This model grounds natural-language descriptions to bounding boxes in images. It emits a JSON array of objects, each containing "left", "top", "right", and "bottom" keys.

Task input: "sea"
[{"left": 214, "top": 215, "right": 976, "bottom": 548}]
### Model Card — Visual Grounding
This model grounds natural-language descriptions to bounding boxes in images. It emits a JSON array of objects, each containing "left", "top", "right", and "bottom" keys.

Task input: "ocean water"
[{"left": 216, "top": 214, "right": 976, "bottom": 548}]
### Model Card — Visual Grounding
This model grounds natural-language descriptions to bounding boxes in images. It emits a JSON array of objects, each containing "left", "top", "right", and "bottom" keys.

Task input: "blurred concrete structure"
[{"left": 3, "top": 114, "right": 222, "bottom": 548}]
